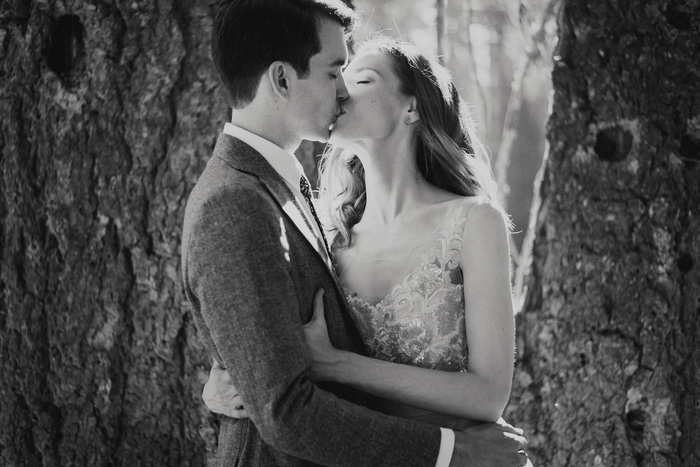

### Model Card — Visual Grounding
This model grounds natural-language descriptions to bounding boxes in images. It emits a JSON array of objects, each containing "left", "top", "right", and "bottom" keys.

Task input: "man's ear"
[
  {"left": 405, "top": 97, "right": 420, "bottom": 124},
  {"left": 267, "top": 61, "right": 293, "bottom": 100}
]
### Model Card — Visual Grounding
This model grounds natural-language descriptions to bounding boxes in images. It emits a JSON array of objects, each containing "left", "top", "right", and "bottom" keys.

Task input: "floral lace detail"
[{"left": 344, "top": 206, "right": 471, "bottom": 372}]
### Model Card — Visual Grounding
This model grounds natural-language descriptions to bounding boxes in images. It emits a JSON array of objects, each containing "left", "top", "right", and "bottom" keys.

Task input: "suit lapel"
[{"left": 214, "top": 134, "right": 334, "bottom": 272}]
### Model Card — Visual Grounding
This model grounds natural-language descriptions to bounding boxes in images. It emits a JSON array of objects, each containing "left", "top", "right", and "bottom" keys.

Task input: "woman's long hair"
[{"left": 318, "top": 37, "right": 505, "bottom": 248}]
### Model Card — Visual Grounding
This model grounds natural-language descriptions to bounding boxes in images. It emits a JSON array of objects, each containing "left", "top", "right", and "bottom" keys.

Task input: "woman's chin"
[
  {"left": 328, "top": 130, "right": 347, "bottom": 146},
  {"left": 329, "top": 125, "right": 364, "bottom": 150}
]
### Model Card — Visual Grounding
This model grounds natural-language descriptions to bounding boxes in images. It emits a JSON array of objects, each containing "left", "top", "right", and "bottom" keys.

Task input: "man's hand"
[
  {"left": 449, "top": 418, "right": 530, "bottom": 467},
  {"left": 302, "top": 289, "right": 345, "bottom": 382},
  {"left": 202, "top": 360, "right": 248, "bottom": 419}
]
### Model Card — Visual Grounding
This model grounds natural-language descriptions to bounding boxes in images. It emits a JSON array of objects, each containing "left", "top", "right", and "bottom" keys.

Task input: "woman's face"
[{"left": 329, "top": 50, "right": 414, "bottom": 145}]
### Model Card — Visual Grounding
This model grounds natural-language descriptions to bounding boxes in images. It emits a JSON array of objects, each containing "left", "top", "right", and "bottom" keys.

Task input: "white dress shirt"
[{"left": 222, "top": 123, "right": 455, "bottom": 467}]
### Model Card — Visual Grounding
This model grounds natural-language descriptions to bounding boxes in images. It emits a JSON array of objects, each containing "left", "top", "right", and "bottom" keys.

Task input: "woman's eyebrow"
[{"left": 351, "top": 66, "right": 382, "bottom": 76}]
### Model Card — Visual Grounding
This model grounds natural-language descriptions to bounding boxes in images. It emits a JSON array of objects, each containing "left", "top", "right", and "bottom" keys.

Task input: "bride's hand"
[
  {"left": 202, "top": 360, "right": 249, "bottom": 419},
  {"left": 302, "top": 288, "right": 343, "bottom": 381}
]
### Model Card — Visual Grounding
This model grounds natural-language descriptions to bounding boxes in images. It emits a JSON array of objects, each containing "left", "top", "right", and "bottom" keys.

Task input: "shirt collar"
[{"left": 223, "top": 123, "right": 307, "bottom": 191}]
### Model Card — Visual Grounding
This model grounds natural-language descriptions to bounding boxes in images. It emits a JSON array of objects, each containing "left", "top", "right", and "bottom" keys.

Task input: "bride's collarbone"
[
  {"left": 349, "top": 209, "right": 457, "bottom": 256},
  {"left": 344, "top": 228, "right": 439, "bottom": 262}
]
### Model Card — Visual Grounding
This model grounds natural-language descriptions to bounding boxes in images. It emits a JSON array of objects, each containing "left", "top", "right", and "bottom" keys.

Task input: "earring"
[{"left": 404, "top": 115, "right": 412, "bottom": 125}]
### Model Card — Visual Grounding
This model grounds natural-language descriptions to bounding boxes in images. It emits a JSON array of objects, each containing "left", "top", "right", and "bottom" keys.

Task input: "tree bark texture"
[
  {"left": 1, "top": 1, "right": 227, "bottom": 465},
  {"left": 507, "top": 1, "right": 700, "bottom": 466}
]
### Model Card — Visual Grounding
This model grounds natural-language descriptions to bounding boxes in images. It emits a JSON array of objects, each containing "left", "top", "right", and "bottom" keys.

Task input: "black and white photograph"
[{"left": 1, "top": 1, "right": 698, "bottom": 466}]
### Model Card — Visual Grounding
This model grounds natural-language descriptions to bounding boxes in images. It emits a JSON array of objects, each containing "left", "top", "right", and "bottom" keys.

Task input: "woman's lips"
[{"left": 329, "top": 110, "right": 345, "bottom": 132}]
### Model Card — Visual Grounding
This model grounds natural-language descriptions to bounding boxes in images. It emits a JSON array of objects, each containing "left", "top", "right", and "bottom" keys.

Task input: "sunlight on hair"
[{"left": 319, "top": 37, "right": 511, "bottom": 248}]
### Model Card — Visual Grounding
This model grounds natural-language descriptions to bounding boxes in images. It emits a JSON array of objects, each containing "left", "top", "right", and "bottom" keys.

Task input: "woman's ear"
[
  {"left": 404, "top": 97, "right": 420, "bottom": 124},
  {"left": 267, "top": 61, "right": 292, "bottom": 100}
]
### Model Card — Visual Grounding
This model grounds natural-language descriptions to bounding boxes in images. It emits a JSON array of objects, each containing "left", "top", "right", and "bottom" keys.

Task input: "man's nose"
[{"left": 336, "top": 74, "right": 349, "bottom": 102}]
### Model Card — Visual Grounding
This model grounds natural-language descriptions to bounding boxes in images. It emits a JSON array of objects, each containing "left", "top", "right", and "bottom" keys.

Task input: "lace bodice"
[{"left": 340, "top": 202, "right": 474, "bottom": 372}]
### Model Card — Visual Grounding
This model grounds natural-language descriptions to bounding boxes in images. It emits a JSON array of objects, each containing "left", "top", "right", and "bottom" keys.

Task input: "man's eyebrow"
[{"left": 329, "top": 58, "right": 347, "bottom": 67}]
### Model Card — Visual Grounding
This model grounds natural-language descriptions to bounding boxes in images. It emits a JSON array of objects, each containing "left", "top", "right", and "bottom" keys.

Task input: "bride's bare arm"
[{"left": 308, "top": 202, "right": 514, "bottom": 422}]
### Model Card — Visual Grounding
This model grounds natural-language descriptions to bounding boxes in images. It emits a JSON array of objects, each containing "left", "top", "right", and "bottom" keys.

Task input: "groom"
[{"left": 182, "top": 0, "right": 528, "bottom": 465}]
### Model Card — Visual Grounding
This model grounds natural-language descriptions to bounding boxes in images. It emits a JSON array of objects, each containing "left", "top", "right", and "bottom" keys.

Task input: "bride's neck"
[{"left": 355, "top": 138, "right": 429, "bottom": 227}]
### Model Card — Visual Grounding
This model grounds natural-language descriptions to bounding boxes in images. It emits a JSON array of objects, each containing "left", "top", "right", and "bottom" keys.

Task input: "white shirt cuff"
[{"left": 435, "top": 427, "right": 455, "bottom": 467}]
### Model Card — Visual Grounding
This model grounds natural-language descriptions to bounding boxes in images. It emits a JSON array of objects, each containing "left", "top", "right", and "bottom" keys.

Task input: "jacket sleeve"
[{"left": 183, "top": 186, "right": 442, "bottom": 467}]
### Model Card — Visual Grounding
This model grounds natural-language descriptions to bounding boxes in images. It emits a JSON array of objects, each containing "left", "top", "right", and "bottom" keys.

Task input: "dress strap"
[{"left": 442, "top": 198, "right": 487, "bottom": 257}]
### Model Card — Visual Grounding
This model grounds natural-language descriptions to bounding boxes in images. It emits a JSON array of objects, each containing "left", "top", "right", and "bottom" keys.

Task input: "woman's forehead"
[{"left": 347, "top": 50, "right": 392, "bottom": 72}]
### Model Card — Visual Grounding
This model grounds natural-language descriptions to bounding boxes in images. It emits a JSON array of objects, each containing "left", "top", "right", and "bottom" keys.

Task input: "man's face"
[{"left": 290, "top": 17, "right": 349, "bottom": 143}]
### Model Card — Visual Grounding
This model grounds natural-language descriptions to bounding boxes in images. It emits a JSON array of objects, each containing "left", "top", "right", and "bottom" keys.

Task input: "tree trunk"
[
  {"left": 507, "top": 1, "right": 700, "bottom": 466},
  {"left": 1, "top": 1, "right": 225, "bottom": 465}
]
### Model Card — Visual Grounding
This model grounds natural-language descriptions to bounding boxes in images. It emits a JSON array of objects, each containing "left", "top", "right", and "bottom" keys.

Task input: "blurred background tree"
[{"left": 347, "top": 0, "right": 558, "bottom": 254}]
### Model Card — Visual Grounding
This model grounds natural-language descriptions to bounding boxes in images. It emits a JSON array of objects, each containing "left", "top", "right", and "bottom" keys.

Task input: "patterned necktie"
[{"left": 299, "top": 176, "right": 333, "bottom": 261}]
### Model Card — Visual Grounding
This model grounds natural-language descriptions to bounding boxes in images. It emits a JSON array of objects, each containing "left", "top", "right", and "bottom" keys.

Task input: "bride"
[{"left": 206, "top": 37, "right": 528, "bottom": 465}]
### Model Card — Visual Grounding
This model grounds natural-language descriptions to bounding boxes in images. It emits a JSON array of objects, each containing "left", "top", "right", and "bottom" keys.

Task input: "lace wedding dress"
[{"left": 336, "top": 200, "right": 482, "bottom": 430}]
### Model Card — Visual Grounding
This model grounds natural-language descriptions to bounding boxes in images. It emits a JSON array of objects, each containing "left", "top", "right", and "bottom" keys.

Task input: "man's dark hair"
[{"left": 212, "top": 0, "right": 356, "bottom": 108}]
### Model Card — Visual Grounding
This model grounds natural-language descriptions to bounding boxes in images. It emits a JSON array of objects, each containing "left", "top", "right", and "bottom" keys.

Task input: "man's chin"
[
  {"left": 299, "top": 122, "right": 338, "bottom": 145},
  {"left": 298, "top": 136, "right": 328, "bottom": 146},
  {"left": 303, "top": 129, "right": 330, "bottom": 144}
]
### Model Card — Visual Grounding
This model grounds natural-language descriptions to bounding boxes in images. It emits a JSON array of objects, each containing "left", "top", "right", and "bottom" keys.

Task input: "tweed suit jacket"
[{"left": 181, "top": 134, "right": 442, "bottom": 467}]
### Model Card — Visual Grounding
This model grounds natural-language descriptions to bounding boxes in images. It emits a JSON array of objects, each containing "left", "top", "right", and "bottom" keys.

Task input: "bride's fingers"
[
  {"left": 504, "top": 431, "right": 528, "bottom": 451},
  {"left": 232, "top": 393, "right": 244, "bottom": 407},
  {"left": 496, "top": 417, "right": 524, "bottom": 436},
  {"left": 311, "top": 288, "right": 325, "bottom": 321}
]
